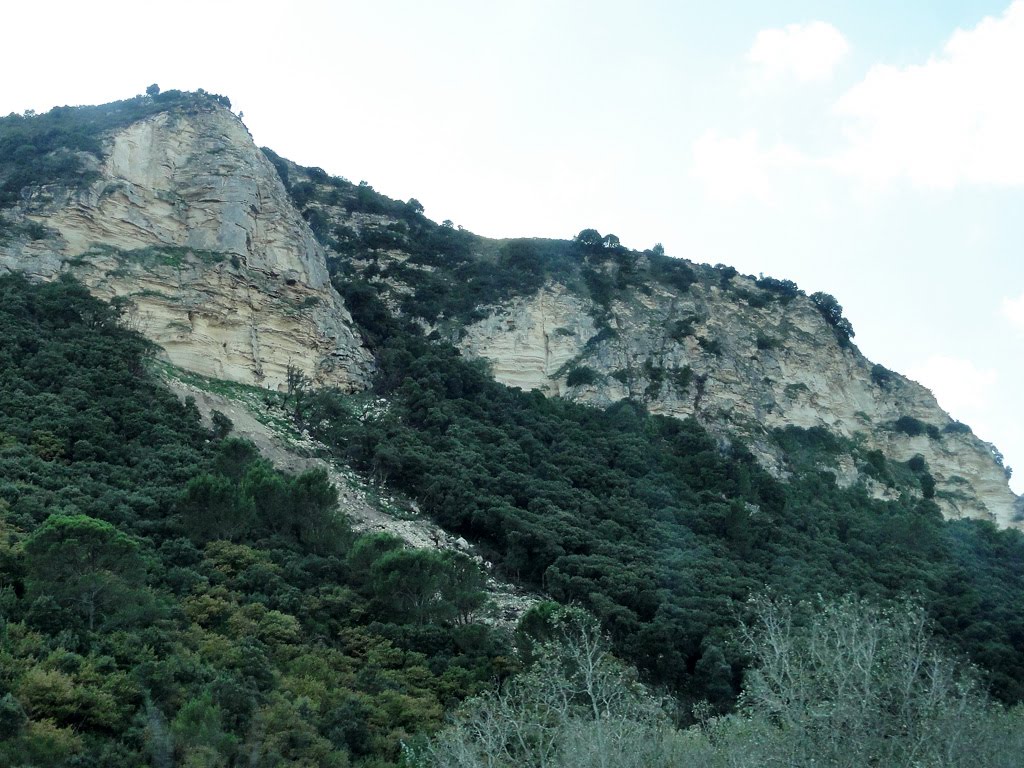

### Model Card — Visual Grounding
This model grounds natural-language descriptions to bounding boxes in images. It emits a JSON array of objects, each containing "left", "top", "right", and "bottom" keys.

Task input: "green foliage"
[
  {"left": 718, "top": 594, "right": 1024, "bottom": 767},
  {"left": 871, "top": 363, "right": 894, "bottom": 387},
  {"left": 418, "top": 597, "right": 1024, "bottom": 767},
  {"left": 0, "top": 275, "right": 506, "bottom": 767},
  {"left": 669, "top": 366, "right": 693, "bottom": 392},
  {"left": 643, "top": 358, "right": 666, "bottom": 398},
  {"left": 697, "top": 337, "right": 723, "bottom": 356},
  {"left": 668, "top": 316, "right": 698, "bottom": 341},
  {"left": 565, "top": 365, "right": 601, "bottom": 388},
  {"left": 944, "top": 420, "right": 973, "bottom": 435},
  {"left": 279, "top": 158, "right": 704, "bottom": 329},
  {"left": 754, "top": 275, "right": 800, "bottom": 302},
  {"left": 810, "top": 291, "right": 855, "bottom": 347},
  {"left": 414, "top": 607, "right": 677, "bottom": 768},
  {"left": 304, "top": 318, "right": 1024, "bottom": 709},
  {"left": 24, "top": 514, "right": 150, "bottom": 631},
  {"left": 714, "top": 263, "right": 738, "bottom": 285},
  {"left": 894, "top": 415, "right": 931, "bottom": 437},
  {"left": 649, "top": 257, "right": 697, "bottom": 292}
]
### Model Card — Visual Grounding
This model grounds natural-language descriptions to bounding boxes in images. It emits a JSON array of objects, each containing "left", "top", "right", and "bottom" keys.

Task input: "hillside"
[
  {"left": 270, "top": 157, "right": 1018, "bottom": 527},
  {"left": 1, "top": 91, "right": 1024, "bottom": 767}
]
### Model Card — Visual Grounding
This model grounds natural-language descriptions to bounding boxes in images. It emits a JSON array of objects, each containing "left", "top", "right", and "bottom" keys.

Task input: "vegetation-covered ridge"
[
  {"left": 263, "top": 149, "right": 856, "bottom": 347},
  {"left": 0, "top": 274, "right": 510, "bottom": 767}
]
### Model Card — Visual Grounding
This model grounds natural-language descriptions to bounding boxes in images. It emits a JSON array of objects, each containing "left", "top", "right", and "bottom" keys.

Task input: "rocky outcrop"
[
  {"left": 459, "top": 275, "right": 1020, "bottom": 528},
  {"left": 0, "top": 102, "right": 372, "bottom": 391}
]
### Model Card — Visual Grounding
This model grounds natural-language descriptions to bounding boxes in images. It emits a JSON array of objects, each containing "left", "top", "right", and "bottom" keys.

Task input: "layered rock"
[
  {"left": 0, "top": 102, "right": 371, "bottom": 391},
  {"left": 459, "top": 275, "right": 1020, "bottom": 528}
]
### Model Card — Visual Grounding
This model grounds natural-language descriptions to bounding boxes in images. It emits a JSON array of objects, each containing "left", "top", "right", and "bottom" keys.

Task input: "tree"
[
  {"left": 146, "top": 83, "right": 161, "bottom": 97},
  {"left": 809, "top": 291, "right": 855, "bottom": 345},
  {"left": 370, "top": 548, "right": 455, "bottom": 624},
  {"left": 574, "top": 228, "right": 603, "bottom": 248},
  {"left": 179, "top": 474, "right": 255, "bottom": 542},
  {"left": 170, "top": 692, "right": 236, "bottom": 767},
  {"left": 412, "top": 607, "right": 680, "bottom": 768},
  {"left": 284, "top": 361, "right": 311, "bottom": 417},
  {"left": 24, "top": 514, "right": 148, "bottom": 631},
  {"left": 724, "top": 594, "right": 1022, "bottom": 768}
]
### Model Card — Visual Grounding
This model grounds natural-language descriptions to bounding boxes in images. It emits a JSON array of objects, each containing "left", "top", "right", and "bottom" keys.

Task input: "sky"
[{"left": 3, "top": 1, "right": 1022, "bottom": 492}]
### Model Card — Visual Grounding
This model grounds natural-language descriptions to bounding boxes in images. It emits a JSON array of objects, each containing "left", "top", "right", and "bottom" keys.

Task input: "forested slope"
[
  {"left": 1, "top": 93, "right": 1024, "bottom": 768},
  {"left": 302, "top": 286, "right": 1024, "bottom": 708},
  {"left": 0, "top": 275, "right": 506, "bottom": 767}
]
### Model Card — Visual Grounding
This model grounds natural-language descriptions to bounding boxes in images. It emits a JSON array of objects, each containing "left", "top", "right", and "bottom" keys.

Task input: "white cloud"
[
  {"left": 748, "top": 21, "right": 849, "bottom": 82},
  {"left": 1001, "top": 291, "right": 1024, "bottom": 333},
  {"left": 906, "top": 356, "right": 997, "bottom": 418},
  {"left": 691, "top": 131, "right": 807, "bottom": 203},
  {"left": 831, "top": 1, "right": 1024, "bottom": 187}
]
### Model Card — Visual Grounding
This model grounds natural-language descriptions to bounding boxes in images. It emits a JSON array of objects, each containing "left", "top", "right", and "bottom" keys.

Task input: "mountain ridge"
[{"left": 0, "top": 92, "right": 1018, "bottom": 528}]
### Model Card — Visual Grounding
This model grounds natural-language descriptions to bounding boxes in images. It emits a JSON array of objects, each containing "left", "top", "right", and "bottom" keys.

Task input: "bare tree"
[{"left": 411, "top": 608, "right": 679, "bottom": 768}]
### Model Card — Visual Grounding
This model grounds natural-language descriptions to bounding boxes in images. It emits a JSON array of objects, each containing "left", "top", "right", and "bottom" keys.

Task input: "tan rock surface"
[
  {"left": 459, "top": 274, "right": 1020, "bottom": 528},
  {"left": 0, "top": 102, "right": 372, "bottom": 392}
]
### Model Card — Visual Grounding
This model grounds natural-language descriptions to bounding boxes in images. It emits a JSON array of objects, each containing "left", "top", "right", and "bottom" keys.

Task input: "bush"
[
  {"left": 670, "top": 366, "right": 693, "bottom": 392},
  {"left": 810, "top": 291, "right": 855, "bottom": 346},
  {"left": 894, "top": 416, "right": 929, "bottom": 437},
  {"left": 698, "top": 337, "right": 722, "bottom": 356},
  {"left": 754, "top": 276, "right": 800, "bottom": 302},
  {"left": 566, "top": 366, "right": 601, "bottom": 388},
  {"left": 871, "top": 363, "right": 893, "bottom": 387},
  {"left": 944, "top": 421, "right": 973, "bottom": 435}
]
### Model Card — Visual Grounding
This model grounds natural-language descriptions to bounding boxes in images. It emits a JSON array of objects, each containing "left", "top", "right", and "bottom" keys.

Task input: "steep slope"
[
  {"left": 0, "top": 94, "right": 1016, "bottom": 527},
  {"left": 458, "top": 275, "right": 1018, "bottom": 527},
  {"left": 268, "top": 161, "right": 1019, "bottom": 528},
  {"left": 0, "top": 93, "right": 371, "bottom": 391}
]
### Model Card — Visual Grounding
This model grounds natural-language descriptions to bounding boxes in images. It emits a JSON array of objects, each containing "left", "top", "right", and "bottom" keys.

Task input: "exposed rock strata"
[
  {"left": 459, "top": 277, "right": 1020, "bottom": 528},
  {"left": 0, "top": 103, "right": 371, "bottom": 391}
]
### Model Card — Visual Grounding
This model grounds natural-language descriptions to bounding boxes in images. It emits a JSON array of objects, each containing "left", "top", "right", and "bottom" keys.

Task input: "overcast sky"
[{"left": 4, "top": 1, "right": 1022, "bottom": 492}]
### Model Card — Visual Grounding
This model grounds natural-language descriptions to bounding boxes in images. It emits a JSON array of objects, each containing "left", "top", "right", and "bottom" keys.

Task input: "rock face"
[
  {"left": 459, "top": 275, "right": 1020, "bottom": 528},
  {"left": 0, "top": 102, "right": 372, "bottom": 391},
  {"left": 3, "top": 97, "right": 1014, "bottom": 528}
]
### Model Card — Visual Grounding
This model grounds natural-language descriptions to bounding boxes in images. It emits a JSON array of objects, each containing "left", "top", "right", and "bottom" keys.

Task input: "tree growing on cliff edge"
[{"left": 810, "top": 291, "right": 855, "bottom": 346}]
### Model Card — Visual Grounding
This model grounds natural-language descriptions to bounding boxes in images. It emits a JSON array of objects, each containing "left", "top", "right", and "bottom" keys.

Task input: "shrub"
[
  {"left": 810, "top": 291, "right": 855, "bottom": 346},
  {"left": 698, "top": 337, "right": 722, "bottom": 356},
  {"left": 754, "top": 276, "right": 800, "bottom": 301},
  {"left": 871, "top": 364, "right": 893, "bottom": 388},
  {"left": 670, "top": 366, "right": 693, "bottom": 391},
  {"left": 566, "top": 366, "right": 601, "bottom": 388},
  {"left": 894, "top": 416, "right": 928, "bottom": 437},
  {"left": 944, "top": 421, "right": 972, "bottom": 435}
]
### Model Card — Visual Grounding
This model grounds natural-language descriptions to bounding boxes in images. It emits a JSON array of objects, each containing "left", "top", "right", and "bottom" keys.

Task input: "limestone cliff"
[
  {"left": 259, "top": 161, "right": 1018, "bottom": 529},
  {"left": 0, "top": 100, "right": 371, "bottom": 391},
  {"left": 457, "top": 274, "right": 1020, "bottom": 528},
  {"left": 9, "top": 96, "right": 1010, "bottom": 530}
]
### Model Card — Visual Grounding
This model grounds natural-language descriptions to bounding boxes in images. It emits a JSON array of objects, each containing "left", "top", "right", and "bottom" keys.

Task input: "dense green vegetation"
[
  {"left": 4, "top": 93, "right": 1024, "bottom": 766},
  {"left": 0, "top": 275, "right": 508, "bottom": 767},
  {"left": 303, "top": 283, "right": 1024, "bottom": 710}
]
